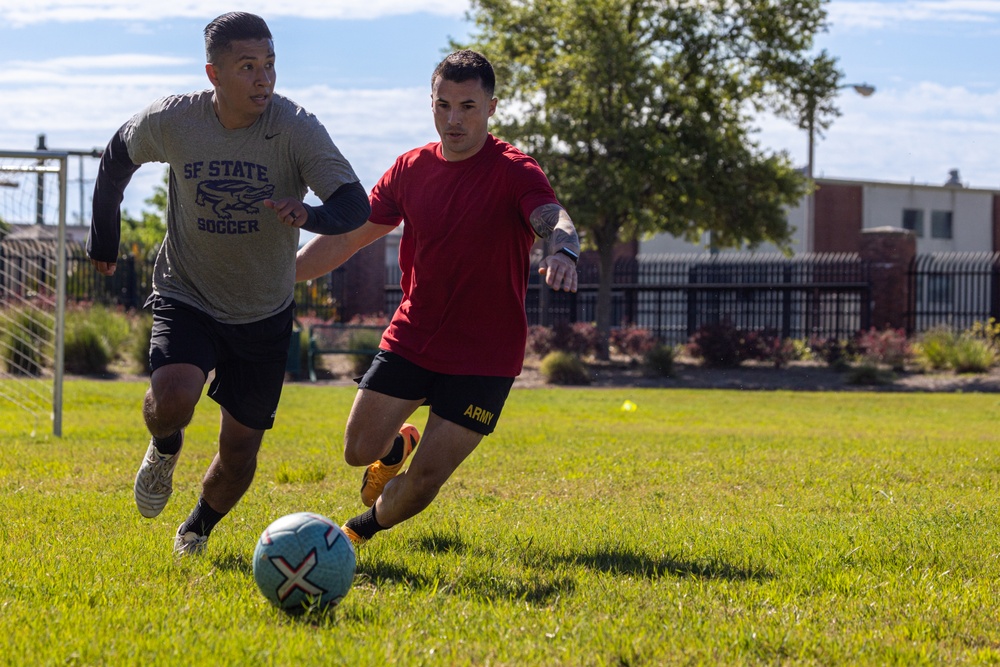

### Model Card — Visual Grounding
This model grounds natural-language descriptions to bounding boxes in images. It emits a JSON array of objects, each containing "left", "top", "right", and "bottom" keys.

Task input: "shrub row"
[
  {"left": 1, "top": 304, "right": 151, "bottom": 377},
  {"left": 5, "top": 307, "right": 998, "bottom": 383},
  {"left": 684, "top": 319, "right": 998, "bottom": 375},
  {"left": 530, "top": 318, "right": 1000, "bottom": 386}
]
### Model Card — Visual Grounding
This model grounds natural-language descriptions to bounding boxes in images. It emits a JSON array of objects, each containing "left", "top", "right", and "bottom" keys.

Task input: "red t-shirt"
[{"left": 369, "top": 134, "right": 559, "bottom": 376}]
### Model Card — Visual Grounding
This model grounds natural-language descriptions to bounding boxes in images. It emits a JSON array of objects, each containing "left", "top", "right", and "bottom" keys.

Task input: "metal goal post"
[{"left": 0, "top": 149, "right": 69, "bottom": 437}]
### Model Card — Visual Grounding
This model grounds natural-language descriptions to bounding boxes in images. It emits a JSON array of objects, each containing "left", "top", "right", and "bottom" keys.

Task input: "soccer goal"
[{"left": 0, "top": 150, "right": 68, "bottom": 436}]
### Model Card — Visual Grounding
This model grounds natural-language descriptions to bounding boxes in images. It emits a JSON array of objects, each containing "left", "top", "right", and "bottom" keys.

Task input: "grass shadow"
[
  {"left": 211, "top": 551, "right": 253, "bottom": 575},
  {"left": 559, "top": 547, "right": 773, "bottom": 582},
  {"left": 356, "top": 534, "right": 575, "bottom": 605},
  {"left": 358, "top": 558, "right": 574, "bottom": 605},
  {"left": 412, "top": 530, "right": 467, "bottom": 555}
]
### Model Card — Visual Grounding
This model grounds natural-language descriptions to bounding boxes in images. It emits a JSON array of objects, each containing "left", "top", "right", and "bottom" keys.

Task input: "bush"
[
  {"left": 856, "top": 327, "right": 911, "bottom": 371},
  {"left": 130, "top": 313, "right": 154, "bottom": 374},
  {"left": 525, "top": 322, "right": 601, "bottom": 358},
  {"left": 912, "top": 321, "right": 997, "bottom": 375},
  {"left": 2, "top": 307, "right": 53, "bottom": 375},
  {"left": 643, "top": 344, "right": 675, "bottom": 377},
  {"left": 741, "top": 328, "right": 799, "bottom": 368},
  {"left": 64, "top": 324, "right": 112, "bottom": 374},
  {"left": 527, "top": 324, "right": 557, "bottom": 357},
  {"left": 951, "top": 335, "right": 996, "bottom": 374},
  {"left": 611, "top": 326, "right": 657, "bottom": 360},
  {"left": 687, "top": 322, "right": 746, "bottom": 368},
  {"left": 539, "top": 351, "right": 591, "bottom": 385},
  {"left": 63, "top": 305, "right": 138, "bottom": 375},
  {"left": 552, "top": 321, "right": 600, "bottom": 357},
  {"left": 789, "top": 339, "right": 815, "bottom": 362},
  {"left": 80, "top": 305, "right": 132, "bottom": 357},
  {"left": 967, "top": 317, "right": 1000, "bottom": 348},
  {"left": 915, "top": 326, "right": 956, "bottom": 371},
  {"left": 810, "top": 336, "right": 858, "bottom": 371}
]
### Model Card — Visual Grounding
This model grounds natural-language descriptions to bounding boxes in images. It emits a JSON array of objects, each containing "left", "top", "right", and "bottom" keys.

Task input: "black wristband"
[{"left": 557, "top": 247, "right": 579, "bottom": 264}]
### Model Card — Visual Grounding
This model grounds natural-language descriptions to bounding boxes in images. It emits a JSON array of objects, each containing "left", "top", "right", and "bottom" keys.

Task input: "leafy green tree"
[
  {"left": 459, "top": 0, "right": 843, "bottom": 357},
  {"left": 119, "top": 168, "right": 167, "bottom": 261}
]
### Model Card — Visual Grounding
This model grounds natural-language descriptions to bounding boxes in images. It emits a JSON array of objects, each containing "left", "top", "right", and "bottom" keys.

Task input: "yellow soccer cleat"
[
  {"left": 341, "top": 524, "right": 367, "bottom": 548},
  {"left": 360, "top": 423, "right": 420, "bottom": 507}
]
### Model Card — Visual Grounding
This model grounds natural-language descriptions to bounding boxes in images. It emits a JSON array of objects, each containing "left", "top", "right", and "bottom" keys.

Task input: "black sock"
[
  {"left": 345, "top": 505, "right": 386, "bottom": 541},
  {"left": 379, "top": 433, "right": 405, "bottom": 465},
  {"left": 152, "top": 431, "right": 182, "bottom": 456},
  {"left": 179, "top": 497, "right": 226, "bottom": 537}
]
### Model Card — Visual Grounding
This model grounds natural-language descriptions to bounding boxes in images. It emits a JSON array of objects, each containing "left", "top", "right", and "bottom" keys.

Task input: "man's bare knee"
[
  {"left": 343, "top": 426, "right": 396, "bottom": 467},
  {"left": 145, "top": 365, "right": 204, "bottom": 434},
  {"left": 344, "top": 436, "right": 381, "bottom": 467}
]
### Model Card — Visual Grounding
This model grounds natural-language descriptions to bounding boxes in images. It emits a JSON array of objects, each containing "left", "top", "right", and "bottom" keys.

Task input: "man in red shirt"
[{"left": 296, "top": 49, "right": 580, "bottom": 546}]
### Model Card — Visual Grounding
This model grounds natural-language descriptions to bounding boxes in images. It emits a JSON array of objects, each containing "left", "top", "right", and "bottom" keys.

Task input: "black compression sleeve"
[
  {"left": 86, "top": 126, "right": 140, "bottom": 263},
  {"left": 300, "top": 181, "right": 371, "bottom": 236}
]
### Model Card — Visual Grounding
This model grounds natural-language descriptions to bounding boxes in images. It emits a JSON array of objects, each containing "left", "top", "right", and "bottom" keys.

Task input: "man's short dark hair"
[
  {"left": 204, "top": 12, "right": 272, "bottom": 63},
  {"left": 432, "top": 50, "right": 495, "bottom": 98}
]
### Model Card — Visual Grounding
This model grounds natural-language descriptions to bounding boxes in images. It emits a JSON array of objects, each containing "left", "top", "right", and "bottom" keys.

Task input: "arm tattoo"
[
  {"left": 529, "top": 203, "right": 580, "bottom": 251},
  {"left": 529, "top": 203, "right": 562, "bottom": 238}
]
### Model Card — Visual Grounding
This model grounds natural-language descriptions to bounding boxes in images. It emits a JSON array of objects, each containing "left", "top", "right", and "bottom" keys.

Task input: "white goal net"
[{"left": 0, "top": 150, "right": 68, "bottom": 436}]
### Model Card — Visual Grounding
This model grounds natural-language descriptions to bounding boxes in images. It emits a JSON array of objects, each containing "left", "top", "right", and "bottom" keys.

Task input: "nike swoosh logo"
[{"left": 265, "top": 132, "right": 280, "bottom": 140}]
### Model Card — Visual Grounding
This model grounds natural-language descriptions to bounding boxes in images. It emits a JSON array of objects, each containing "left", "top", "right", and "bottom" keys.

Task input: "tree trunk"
[{"left": 594, "top": 237, "right": 616, "bottom": 361}]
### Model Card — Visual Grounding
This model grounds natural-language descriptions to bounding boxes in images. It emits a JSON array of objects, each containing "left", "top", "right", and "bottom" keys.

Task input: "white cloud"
[
  {"left": 0, "top": 55, "right": 197, "bottom": 86},
  {"left": 755, "top": 81, "right": 1000, "bottom": 188},
  {"left": 0, "top": 79, "right": 440, "bottom": 222},
  {"left": 8, "top": 54, "right": 194, "bottom": 71},
  {"left": 828, "top": 0, "right": 1000, "bottom": 29},
  {"left": 0, "top": 0, "right": 471, "bottom": 27},
  {"left": 282, "top": 85, "right": 439, "bottom": 188}
]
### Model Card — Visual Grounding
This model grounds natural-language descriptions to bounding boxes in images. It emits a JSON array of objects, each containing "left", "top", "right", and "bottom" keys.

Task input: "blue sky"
[{"left": 1, "top": 1, "right": 998, "bottom": 226}]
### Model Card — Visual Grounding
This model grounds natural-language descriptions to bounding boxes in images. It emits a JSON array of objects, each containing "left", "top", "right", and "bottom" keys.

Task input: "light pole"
[{"left": 805, "top": 82, "right": 875, "bottom": 252}]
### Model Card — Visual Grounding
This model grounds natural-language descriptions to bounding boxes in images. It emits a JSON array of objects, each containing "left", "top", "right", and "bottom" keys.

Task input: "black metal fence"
[
  {"left": 64, "top": 253, "right": 154, "bottom": 308},
  {"left": 10, "top": 242, "right": 1000, "bottom": 343},
  {"left": 908, "top": 252, "right": 1000, "bottom": 332},
  {"left": 0, "top": 242, "right": 340, "bottom": 320},
  {"left": 523, "top": 253, "right": 871, "bottom": 344}
]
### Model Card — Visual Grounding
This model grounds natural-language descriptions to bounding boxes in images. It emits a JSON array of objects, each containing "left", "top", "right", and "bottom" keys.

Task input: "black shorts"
[
  {"left": 356, "top": 351, "right": 514, "bottom": 436},
  {"left": 147, "top": 295, "right": 294, "bottom": 430}
]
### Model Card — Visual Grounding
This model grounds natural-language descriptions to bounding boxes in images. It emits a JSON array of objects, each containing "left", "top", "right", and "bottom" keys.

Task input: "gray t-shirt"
[{"left": 123, "top": 90, "right": 359, "bottom": 323}]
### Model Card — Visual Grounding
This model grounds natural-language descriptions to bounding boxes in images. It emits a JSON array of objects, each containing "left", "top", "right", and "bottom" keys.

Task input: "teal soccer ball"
[{"left": 253, "top": 512, "right": 356, "bottom": 613}]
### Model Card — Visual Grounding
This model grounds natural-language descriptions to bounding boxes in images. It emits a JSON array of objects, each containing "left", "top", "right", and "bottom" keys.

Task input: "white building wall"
[
  {"left": 950, "top": 190, "right": 993, "bottom": 252},
  {"left": 638, "top": 200, "right": 809, "bottom": 256},
  {"left": 639, "top": 177, "right": 999, "bottom": 257},
  {"left": 860, "top": 182, "right": 994, "bottom": 253}
]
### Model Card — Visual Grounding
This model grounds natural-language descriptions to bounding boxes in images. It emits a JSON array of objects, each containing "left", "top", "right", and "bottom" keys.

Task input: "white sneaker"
[
  {"left": 133, "top": 432, "right": 183, "bottom": 518},
  {"left": 173, "top": 526, "right": 208, "bottom": 556}
]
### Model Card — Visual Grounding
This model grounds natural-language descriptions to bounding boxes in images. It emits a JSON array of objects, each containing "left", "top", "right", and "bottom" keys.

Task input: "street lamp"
[{"left": 805, "top": 82, "right": 876, "bottom": 252}]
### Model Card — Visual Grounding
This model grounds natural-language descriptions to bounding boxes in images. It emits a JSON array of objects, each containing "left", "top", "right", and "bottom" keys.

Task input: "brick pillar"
[
  {"left": 341, "top": 235, "right": 387, "bottom": 320},
  {"left": 858, "top": 227, "right": 916, "bottom": 331}
]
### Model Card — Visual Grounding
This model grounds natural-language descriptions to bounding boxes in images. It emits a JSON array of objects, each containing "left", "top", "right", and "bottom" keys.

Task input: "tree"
[
  {"left": 458, "top": 0, "right": 843, "bottom": 357},
  {"left": 119, "top": 168, "right": 168, "bottom": 261}
]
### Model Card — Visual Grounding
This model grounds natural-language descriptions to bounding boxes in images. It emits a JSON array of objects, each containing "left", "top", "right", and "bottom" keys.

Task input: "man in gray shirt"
[{"left": 87, "top": 12, "right": 369, "bottom": 555}]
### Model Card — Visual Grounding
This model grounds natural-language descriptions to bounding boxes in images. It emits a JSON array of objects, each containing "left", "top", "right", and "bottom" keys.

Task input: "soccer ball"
[{"left": 252, "top": 512, "right": 356, "bottom": 613}]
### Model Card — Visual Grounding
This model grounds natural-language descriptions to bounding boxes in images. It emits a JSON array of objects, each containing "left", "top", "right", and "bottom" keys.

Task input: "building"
[{"left": 639, "top": 171, "right": 1000, "bottom": 256}]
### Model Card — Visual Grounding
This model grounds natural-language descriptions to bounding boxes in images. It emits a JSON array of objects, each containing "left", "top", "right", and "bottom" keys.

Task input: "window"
[
  {"left": 931, "top": 210, "right": 953, "bottom": 239},
  {"left": 902, "top": 209, "right": 924, "bottom": 237}
]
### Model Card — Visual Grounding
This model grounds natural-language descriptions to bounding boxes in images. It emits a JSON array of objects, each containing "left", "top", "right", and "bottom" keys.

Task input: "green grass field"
[{"left": 2, "top": 379, "right": 1000, "bottom": 666}]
